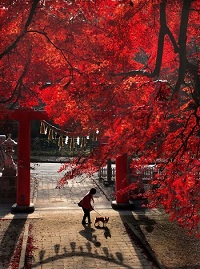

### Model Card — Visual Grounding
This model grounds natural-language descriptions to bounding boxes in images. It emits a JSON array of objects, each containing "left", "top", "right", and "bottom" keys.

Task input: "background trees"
[{"left": 0, "top": 0, "right": 199, "bottom": 235}]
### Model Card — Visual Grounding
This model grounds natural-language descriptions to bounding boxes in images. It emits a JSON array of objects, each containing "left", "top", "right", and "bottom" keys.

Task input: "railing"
[
  {"left": 98, "top": 167, "right": 116, "bottom": 179},
  {"left": 98, "top": 163, "right": 200, "bottom": 189},
  {"left": 97, "top": 165, "right": 156, "bottom": 187}
]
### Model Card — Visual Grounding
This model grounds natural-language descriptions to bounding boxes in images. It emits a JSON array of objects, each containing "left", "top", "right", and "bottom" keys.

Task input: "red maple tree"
[{"left": 0, "top": 0, "right": 199, "bottom": 235}]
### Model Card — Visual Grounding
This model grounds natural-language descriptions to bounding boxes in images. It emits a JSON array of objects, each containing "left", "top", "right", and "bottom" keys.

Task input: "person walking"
[{"left": 78, "top": 188, "right": 96, "bottom": 225}]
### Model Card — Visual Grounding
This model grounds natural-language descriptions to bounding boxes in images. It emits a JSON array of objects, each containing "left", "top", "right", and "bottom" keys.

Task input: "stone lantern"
[{"left": 2, "top": 134, "right": 17, "bottom": 177}]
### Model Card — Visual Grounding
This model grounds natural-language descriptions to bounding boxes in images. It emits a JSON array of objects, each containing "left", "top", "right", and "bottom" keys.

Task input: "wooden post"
[
  {"left": 116, "top": 153, "right": 129, "bottom": 204},
  {"left": 111, "top": 153, "right": 130, "bottom": 209}
]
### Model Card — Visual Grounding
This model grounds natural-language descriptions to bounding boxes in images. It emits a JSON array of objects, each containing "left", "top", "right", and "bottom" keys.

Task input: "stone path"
[{"left": 0, "top": 163, "right": 161, "bottom": 269}]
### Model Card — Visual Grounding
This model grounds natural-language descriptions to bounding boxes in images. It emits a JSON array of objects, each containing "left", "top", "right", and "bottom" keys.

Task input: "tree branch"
[
  {"left": 165, "top": 26, "right": 179, "bottom": 53},
  {"left": 174, "top": 0, "right": 193, "bottom": 92},
  {"left": 0, "top": 0, "right": 40, "bottom": 60},
  {"left": 27, "top": 29, "right": 74, "bottom": 74},
  {"left": 152, "top": 0, "right": 167, "bottom": 77},
  {"left": 187, "top": 62, "right": 200, "bottom": 107},
  {"left": 0, "top": 59, "right": 30, "bottom": 104},
  {"left": 110, "top": 0, "right": 174, "bottom": 79}
]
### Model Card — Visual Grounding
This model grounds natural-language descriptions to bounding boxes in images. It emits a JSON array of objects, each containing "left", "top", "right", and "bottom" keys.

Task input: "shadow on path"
[
  {"left": 30, "top": 240, "right": 136, "bottom": 269},
  {"left": 118, "top": 208, "right": 162, "bottom": 269},
  {"left": 79, "top": 225, "right": 101, "bottom": 247},
  {"left": 0, "top": 203, "right": 13, "bottom": 218},
  {"left": 29, "top": 222, "right": 135, "bottom": 269},
  {"left": 0, "top": 214, "right": 28, "bottom": 268}
]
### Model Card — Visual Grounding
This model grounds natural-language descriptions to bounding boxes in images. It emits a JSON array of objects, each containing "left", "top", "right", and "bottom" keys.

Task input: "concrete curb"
[{"left": 18, "top": 223, "right": 29, "bottom": 269}]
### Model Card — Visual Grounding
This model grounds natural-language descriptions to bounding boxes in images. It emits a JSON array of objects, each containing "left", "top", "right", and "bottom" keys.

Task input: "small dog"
[{"left": 94, "top": 216, "right": 109, "bottom": 227}]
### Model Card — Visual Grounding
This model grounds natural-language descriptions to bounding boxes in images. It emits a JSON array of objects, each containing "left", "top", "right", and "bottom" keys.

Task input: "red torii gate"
[
  {"left": 11, "top": 108, "right": 48, "bottom": 213},
  {"left": 9, "top": 108, "right": 129, "bottom": 212}
]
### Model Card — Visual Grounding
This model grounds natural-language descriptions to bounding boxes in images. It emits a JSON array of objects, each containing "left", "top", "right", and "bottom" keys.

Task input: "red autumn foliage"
[{"left": 0, "top": 1, "right": 200, "bottom": 235}]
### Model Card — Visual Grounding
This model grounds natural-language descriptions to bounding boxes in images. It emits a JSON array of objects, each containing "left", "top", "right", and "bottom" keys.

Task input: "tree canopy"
[{"left": 0, "top": 0, "right": 200, "bottom": 235}]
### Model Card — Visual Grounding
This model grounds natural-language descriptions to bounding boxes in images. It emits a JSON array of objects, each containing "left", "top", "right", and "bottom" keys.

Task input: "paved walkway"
[
  {"left": 30, "top": 162, "right": 114, "bottom": 209},
  {"left": 0, "top": 163, "right": 162, "bottom": 269}
]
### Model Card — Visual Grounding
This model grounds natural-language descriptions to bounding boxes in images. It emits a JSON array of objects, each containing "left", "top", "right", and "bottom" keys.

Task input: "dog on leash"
[{"left": 94, "top": 216, "right": 109, "bottom": 227}]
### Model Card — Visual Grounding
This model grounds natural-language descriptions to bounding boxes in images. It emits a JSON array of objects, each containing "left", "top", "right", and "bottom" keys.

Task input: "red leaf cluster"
[{"left": 0, "top": 0, "right": 199, "bottom": 235}]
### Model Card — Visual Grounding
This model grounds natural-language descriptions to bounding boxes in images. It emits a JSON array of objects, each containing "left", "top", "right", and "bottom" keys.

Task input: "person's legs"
[
  {"left": 82, "top": 208, "right": 89, "bottom": 224},
  {"left": 82, "top": 208, "right": 91, "bottom": 224},
  {"left": 87, "top": 210, "right": 91, "bottom": 224},
  {"left": 82, "top": 208, "right": 87, "bottom": 224}
]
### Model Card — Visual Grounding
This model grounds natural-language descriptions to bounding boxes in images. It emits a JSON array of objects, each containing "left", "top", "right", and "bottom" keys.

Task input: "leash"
[{"left": 93, "top": 209, "right": 102, "bottom": 216}]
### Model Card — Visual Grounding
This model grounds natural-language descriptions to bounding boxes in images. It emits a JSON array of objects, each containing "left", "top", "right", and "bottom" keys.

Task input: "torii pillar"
[
  {"left": 111, "top": 153, "right": 130, "bottom": 209},
  {"left": 11, "top": 108, "right": 48, "bottom": 213}
]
